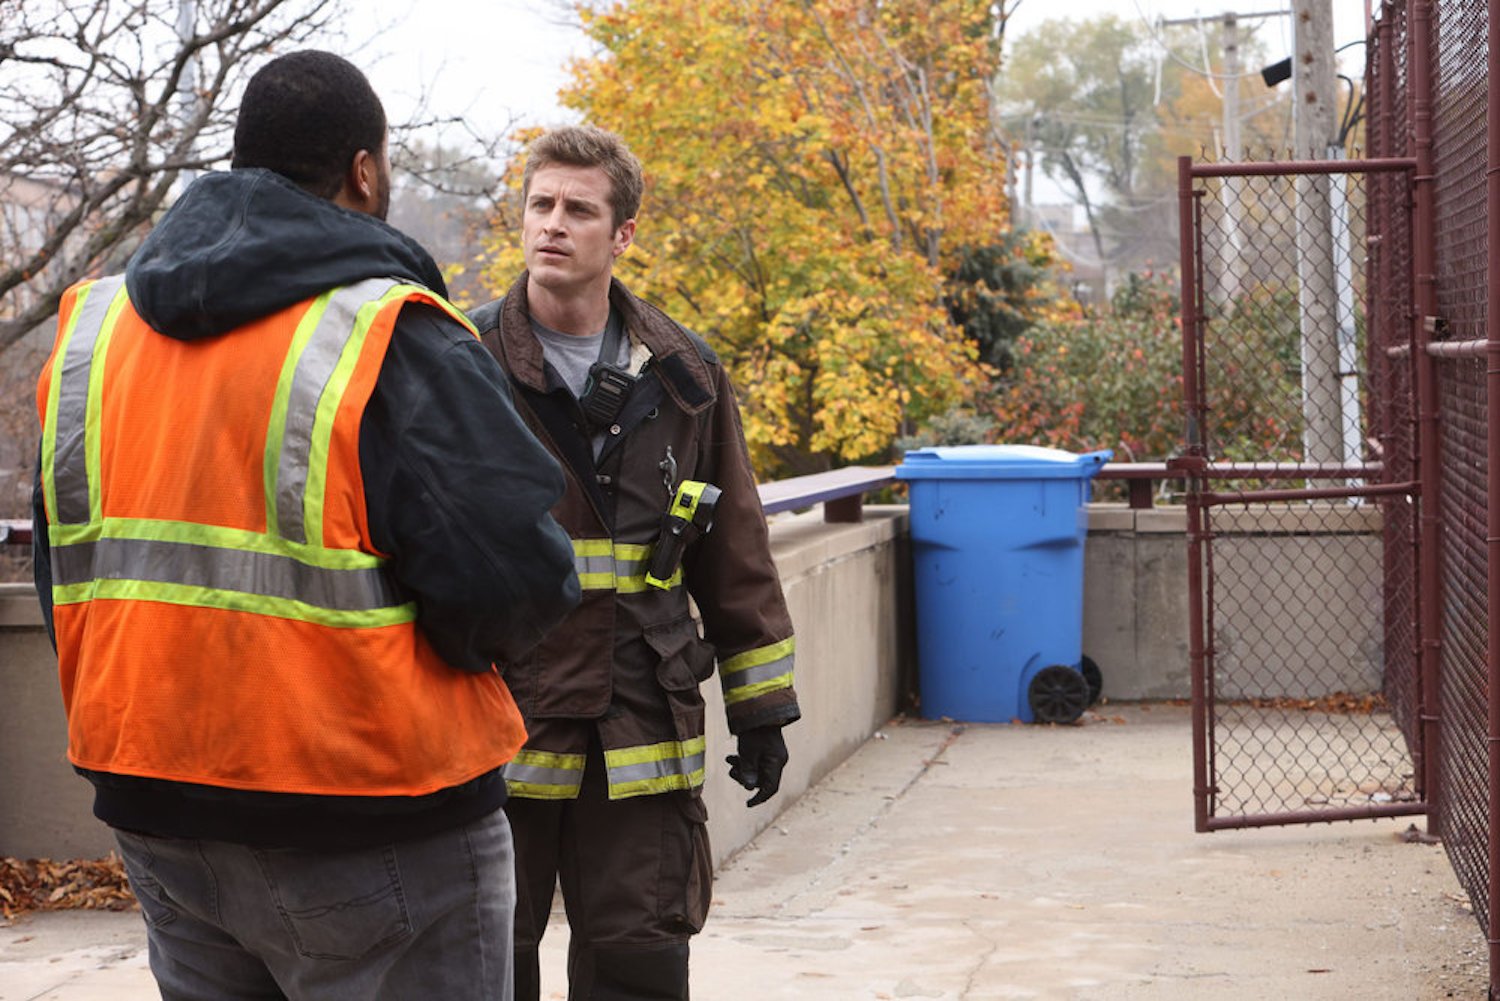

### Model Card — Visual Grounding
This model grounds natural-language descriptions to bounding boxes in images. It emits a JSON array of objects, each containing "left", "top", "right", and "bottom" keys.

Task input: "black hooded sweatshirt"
[{"left": 32, "top": 168, "right": 580, "bottom": 849}]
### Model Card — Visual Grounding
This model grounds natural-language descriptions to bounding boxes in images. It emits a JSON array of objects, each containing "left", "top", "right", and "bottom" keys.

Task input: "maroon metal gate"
[{"left": 1175, "top": 155, "right": 1430, "bottom": 832}]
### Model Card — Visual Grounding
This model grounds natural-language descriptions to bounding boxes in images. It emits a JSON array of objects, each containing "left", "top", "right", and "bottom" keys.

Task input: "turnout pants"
[{"left": 506, "top": 738, "right": 713, "bottom": 1001}]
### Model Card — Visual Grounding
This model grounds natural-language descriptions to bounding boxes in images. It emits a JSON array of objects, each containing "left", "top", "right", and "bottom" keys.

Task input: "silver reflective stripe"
[
  {"left": 503, "top": 759, "right": 585, "bottom": 793},
  {"left": 52, "top": 275, "right": 126, "bottom": 524},
  {"left": 606, "top": 748, "right": 707, "bottom": 787},
  {"left": 725, "top": 654, "right": 795, "bottom": 691},
  {"left": 275, "top": 278, "right": 399, "bottom": 544},
  {"left": 575, "top": 552, "right": 615, "bottom": 577},
  {"left": 51, "top": 537, "right": 401, "bottom": 611},
  {"left": 612, "top": 553, "right": 647, "bottom": 578}
]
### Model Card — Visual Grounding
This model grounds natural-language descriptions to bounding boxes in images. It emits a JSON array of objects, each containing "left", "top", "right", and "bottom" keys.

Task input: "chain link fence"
[
  {"left": 1423, "top": 0, "right": 1494, "bottom": 947},
  {"left": 1185, "top": 160, "right": 1422, "bottom": 826},
  {"left": 1188, "top": 0, "right": 1498, "bottom": 990}
]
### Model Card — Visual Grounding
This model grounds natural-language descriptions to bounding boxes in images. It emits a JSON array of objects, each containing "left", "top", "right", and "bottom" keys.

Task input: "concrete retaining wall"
[
  {"left": 0, "top": 501, "right": 1382, "bottom": 862},
  {"left": 1, "top": 585, "right": 115, "bottom": 860},
  {"left": 0, "top": 509, "right": 914, "bottom": 865},
  {"left": 1081, "top": 503, "right": 1384, "bottom": 703}
]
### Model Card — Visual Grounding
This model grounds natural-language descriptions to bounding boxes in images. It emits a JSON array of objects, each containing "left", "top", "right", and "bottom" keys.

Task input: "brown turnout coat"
[{"left": 471, "top": 273, "right": 799, "bottom": 800}]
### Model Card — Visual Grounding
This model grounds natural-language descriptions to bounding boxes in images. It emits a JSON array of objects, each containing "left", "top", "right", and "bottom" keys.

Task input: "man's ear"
[
  {"left": 613, "top": 218, "right": 636, "bottom": 258},
  {"left": 335, "top": 149, "right": 379, "bottom": 215}
]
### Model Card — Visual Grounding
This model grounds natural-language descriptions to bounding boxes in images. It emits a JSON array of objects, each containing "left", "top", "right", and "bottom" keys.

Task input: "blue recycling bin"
[{"left": 896, "top": 445, "right": 1112, "bottom": 724}]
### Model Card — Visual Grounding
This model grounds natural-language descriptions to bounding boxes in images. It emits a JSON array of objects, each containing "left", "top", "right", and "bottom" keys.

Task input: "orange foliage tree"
[{"left": 482, "top": 0, "right": 1018, "bottom": 476}]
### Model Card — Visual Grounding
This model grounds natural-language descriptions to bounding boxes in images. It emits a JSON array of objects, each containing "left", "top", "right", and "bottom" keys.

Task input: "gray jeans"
[{"left": 114, "top": 809, "right": 515, "bottom": 1001}]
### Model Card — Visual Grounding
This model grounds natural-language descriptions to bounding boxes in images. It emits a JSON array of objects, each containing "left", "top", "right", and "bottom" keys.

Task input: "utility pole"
[
  {"left": 1290, "top": 0, "right": 1343, "bottom": 471},
  {"left": 1159, "top": 10, "right": 1287, "bottom": 301},
  {"left": 1221, "top": 14, "right": 1242, "bottom": 160},
  {"left": 1157, "top": 10, "right": 1287, "bottom": 161}
]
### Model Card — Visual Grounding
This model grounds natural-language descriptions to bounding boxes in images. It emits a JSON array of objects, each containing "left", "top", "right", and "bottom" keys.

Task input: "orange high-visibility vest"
[{"left": 36, "top": 274, "right": 527, "bottom": 797}]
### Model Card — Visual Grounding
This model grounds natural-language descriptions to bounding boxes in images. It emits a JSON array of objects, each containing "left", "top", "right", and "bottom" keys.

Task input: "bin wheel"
[
  {"left": 1029, "top": 665, "right": 1089, "bottom": 724},
  {"left": 1081, "top": 655, "right": 1103, "bottom": 706}
]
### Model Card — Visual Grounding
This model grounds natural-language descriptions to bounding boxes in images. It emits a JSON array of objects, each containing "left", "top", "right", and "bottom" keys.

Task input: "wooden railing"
[
  {"left": 758, "top": 466, "right": 897, "bottom": 522},
  {"left": 1096, "top": 462, "right": 1180, "bottom": 510}
]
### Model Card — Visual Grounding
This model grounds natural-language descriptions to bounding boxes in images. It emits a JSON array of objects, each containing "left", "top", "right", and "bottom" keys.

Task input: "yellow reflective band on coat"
[
  {"left": 604, "top": 737, "right": 707, "bottom": 798},
  {"left": 720, "top": 637, "right": 796, "bottom": 706},
  {"left": 572, "top": 539, "right": 616, "bottom": 590},
  {"left": 503, "top": 749, "right": 586, "bottom": 800},
  {"left": 571, "top": 539, "right": 683, "bottom": 593}
]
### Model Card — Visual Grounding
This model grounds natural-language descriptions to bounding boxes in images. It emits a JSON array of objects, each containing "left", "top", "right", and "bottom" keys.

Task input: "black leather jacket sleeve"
[
  {"left": 358, "top": 303, "right": 580, "bottom": 671},
  {"left": 31, "top": 454, "right": 54, "bottom": 649}
]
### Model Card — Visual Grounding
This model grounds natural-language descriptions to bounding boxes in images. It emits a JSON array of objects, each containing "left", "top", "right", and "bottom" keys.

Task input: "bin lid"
[{"left": 894, "top": 444, "right": 1113, "bottom": 481}]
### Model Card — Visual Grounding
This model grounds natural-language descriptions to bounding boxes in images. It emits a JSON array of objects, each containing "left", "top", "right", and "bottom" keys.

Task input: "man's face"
[{"left": 522, "top": 164, "right": 634, "bottom": 299}]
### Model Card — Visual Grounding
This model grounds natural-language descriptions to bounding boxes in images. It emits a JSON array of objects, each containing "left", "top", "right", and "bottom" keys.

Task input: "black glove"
[{"left": 725, "top": 725, "right": 788, "bottom": 807}]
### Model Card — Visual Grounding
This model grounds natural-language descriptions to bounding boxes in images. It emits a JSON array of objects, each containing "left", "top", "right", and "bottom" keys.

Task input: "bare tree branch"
[{"left": 0, "top": 0, "right": 345, "bottom": 355}]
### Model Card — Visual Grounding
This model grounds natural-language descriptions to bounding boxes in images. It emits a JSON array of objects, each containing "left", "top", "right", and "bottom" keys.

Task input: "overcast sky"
[{"left": 330, "top": 0, "right": 1372, "bottom": 142}]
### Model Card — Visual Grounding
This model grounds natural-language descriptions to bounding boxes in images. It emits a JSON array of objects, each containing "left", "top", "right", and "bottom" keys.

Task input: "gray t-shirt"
[
  {"left": 531, "top": 311, "right": 627, "bottom": 399},
  {"left": 532, "top": 310, "right": 629, "bottom": 458}
]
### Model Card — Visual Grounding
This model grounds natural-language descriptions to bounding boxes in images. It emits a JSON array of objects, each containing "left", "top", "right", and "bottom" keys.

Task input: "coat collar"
[{"left": 496, "top": 272, "right": 715, "bottom": 415}]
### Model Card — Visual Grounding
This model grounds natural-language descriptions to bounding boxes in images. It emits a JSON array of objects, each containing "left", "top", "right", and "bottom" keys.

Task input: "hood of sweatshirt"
[{"left": 126, "top": 167, "right": 449, "bottom": 340}]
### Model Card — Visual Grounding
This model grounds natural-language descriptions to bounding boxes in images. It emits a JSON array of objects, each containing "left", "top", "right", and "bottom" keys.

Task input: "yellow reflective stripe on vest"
[
  {"left": 267, "top": 277, "right": 409, "bottom": 545},
  {"left": 50, "top": 578, "right": 413, "bottom": 628},
  {"left": 50, "top": 531, "right": 402, "bottom": 611},
  {"left": 45, "top": 520, "right": 415, "bottom": 627},
  {"left": 47, "top": 517, "right": 387, "bottom": 567},
  {"left": 42, "top": 279, "right": 423, "bottom": 627},
  {"left": 604, "top": 737, "right": 706, "bottom": 798},
  {"left": 503, "top": 749, "right": 586, "bottom": 799},
  {"left": 720, "top": 637, "right": 796, "bottom": 706},
  {"left": 41, "top": 276, "right": 128, "bottom": 526},
  {"left": 572, "top": 539, "right": 683, "bottom": 593}
]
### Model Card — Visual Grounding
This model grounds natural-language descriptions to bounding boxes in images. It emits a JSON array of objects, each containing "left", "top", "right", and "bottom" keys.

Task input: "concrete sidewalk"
[{"left": 0, "top": 704, "right": 1488, "bottom": 1000}]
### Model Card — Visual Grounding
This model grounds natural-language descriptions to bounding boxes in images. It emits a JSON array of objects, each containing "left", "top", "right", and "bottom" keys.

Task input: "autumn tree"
[{"left": 483, "top": 0, "right": 1018, "bottom": 476}]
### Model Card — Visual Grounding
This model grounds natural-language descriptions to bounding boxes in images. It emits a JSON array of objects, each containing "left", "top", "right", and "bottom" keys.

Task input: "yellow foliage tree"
[{"left": 482, "top": 0, "right": 1015, "bottom": 476}]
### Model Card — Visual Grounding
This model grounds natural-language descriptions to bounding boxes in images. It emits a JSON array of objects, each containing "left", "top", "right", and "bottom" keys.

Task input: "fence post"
[
  {"left": 1408, "top": 0, "right": 1443, "bottom": 840},
  {"left": 1179, "top": 156, "right": 1212, "bottom": 834}
]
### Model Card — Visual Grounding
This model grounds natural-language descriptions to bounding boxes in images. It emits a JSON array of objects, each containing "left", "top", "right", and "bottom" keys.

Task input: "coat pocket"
[{"left": 644, "top": 614, "right": 716, "bottom": 691}]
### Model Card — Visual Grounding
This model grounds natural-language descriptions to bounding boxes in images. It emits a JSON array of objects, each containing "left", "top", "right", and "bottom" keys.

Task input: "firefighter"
[{"left": 471, "top": 125, "right": 801, "bottom": 1000}]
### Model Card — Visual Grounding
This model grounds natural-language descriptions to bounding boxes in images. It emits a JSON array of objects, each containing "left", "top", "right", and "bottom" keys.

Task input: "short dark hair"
[
  {"left": 523, "top": 126, "right": 643, "bottom": 227},
  {"left": 231, "top": 50, "right": 386, "bottom": 199}
]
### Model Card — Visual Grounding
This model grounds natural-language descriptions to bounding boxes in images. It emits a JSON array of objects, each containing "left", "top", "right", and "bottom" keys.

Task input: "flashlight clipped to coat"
[{"left": 644, "top": 479, "right": 722, "bottom": 589}]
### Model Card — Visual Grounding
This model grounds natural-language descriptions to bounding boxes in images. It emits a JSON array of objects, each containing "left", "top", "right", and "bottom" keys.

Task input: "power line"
[{"left": 1131, "top": 1, "right": 1290, "bottom": 82}]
